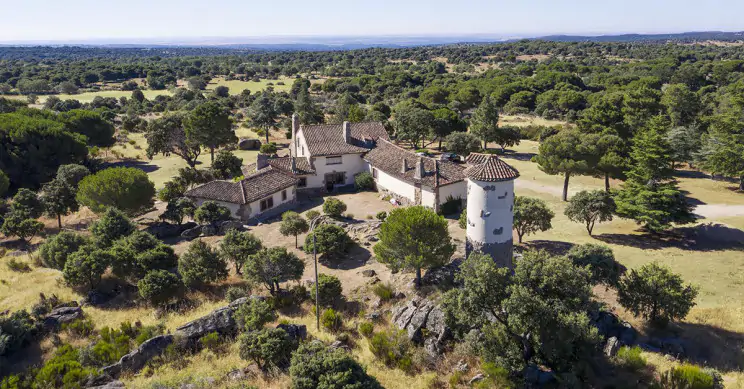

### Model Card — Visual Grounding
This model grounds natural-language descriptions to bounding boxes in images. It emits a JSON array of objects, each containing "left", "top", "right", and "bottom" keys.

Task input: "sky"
[{"left": 1, "top": 0, "right": 744, "bottom": 43}]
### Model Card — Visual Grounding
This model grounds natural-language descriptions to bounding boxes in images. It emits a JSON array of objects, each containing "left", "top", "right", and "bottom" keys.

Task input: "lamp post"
[{"left": 309, "top": 215, "right": 322, "bottom": 331}]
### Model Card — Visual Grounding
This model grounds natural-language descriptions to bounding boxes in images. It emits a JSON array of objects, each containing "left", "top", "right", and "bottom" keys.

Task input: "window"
[
  {"left": 282, "top": 190, "right": 287, "bottom": 201},
  {"left": 372, "top": 168, "right": 378, "bottom": 179},
  {"left": 260, "top": 197, "right": 274, "bottom": 212},
  {"left": 298, "top": 177, "right": 307, "bottom": 188},
  {"left": 326, "top": 156, "right": 342, "bottom": 165}
]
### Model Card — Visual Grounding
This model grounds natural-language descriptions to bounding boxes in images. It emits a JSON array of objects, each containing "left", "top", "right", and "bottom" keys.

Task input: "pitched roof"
[
  {"left": 186, "top": 167, "right": 297, "bottom": 205},
  {"left": 363, "top": 138, "right": 466, "bottom": 188},
  {"left": 464, "top": 153, "right": 520, "bottom": 182},
  {"left": 299, "top": 122, "right": 389, "bottom": 156},
  {"left": 242, "top": 156, "right": 315, "bottom": 177}
]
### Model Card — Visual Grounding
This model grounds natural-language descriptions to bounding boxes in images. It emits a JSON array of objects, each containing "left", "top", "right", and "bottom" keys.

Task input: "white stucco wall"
[
  {"left": 307, "top": 154, "right": 367, "bottom": 188},
  {"left": 191, "top": 198, "right": 242, "bottom": 219},
  {"left": 374, "top": 169, "right": 417, "bottom": 203},
  {"left": 247, "top": 186, "right": 296, "bottom": 217},
  {"left": 466, "top": 179, "right": 514, "bottom": 245},
  {"left": 295, "top": 130, "right": 309, "bottom": 158},
  {"left": 438, "top": 181, "right": 467, "bottom": 205},
  {"left": 421, "top": 187, "right": 436, "bottom": 208}
]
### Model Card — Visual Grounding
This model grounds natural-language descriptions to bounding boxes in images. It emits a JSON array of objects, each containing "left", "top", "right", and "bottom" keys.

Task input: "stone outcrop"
[
  {"left": 277, "top": 323, "right": 307, "bottom": 342},
  {"left": 238, "top": 138, "right": 261, "bottom": 150},
  {"left": 218, "top": 220, "right": 244, "bottom": 234},
  {"left": 43, "top": 306, "right": 83, "bottom": 330},
  {"left": 145, "top": 222, "right": 197, "bottom": 239},
  {"left": 589, "top": 310, "right": 637, "bottom": 353},
  {"left": 421, "top": 258, "right": 463, "bottom": 287},
  {"left": 102, "top": 335, "right": 174, "bottom": 377},
  {"left": 392, "top": 297, "right": 451, "bottom": 358},
  {"left": 176, "top": 297, "right": 252, "bottom": 341},
  {"left": 181, "top": 226, "right": 202, "bottom": 239}
]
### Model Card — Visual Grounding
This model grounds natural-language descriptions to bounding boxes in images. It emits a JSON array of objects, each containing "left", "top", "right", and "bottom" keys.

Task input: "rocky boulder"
[
  {"left": 277, "top": 323, "right": 307, "bottom": 342},
  {"left": 421, "top": 258, "right": 463, "bottom": 287},
  {"left": 218, "top": 220, "right": 244, "bottom": 234},
  {"left": 43, "top": 306, "right": 83, "bottom": 331},
  {"left": 238, "top": 138, "right": 261, "bottom": 150},
  {"left": 181, "top": 226, "right": 202, "bottom": 239},
  {"left": 392, "top": 297, "right": 451, "bottom": 358},
  {"left": 590, "top": 310, "right": 637, "bottom": 347},
  {"left": 102, "top": 335, "right": 174, "bottom": 378},
  {"left": 145, "top": 222, "right": 186, "bottom": 239},
  {"left": 201, "top": 225, "right": 218, "bottom": 237},
  {"left": 604, "top": 336, "right": 620, "bottom": 357}
]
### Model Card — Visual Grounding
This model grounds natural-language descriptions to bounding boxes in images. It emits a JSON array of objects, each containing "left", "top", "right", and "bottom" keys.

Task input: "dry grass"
[{"left": 499, "top": 114, "right": 569, "bottom": 128}]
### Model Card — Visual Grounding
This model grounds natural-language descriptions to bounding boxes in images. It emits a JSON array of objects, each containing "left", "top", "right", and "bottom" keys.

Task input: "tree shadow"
[
  {"left": 320, "top": 242, "right": 370, "bottom": 271},
  {"left": 680, "top": 189, "right": 706, "bottom": 206},
  {"left": 0, "top": 338, "right": 44, "bottom": 377},
  {"left": 651, "top": 322, "right": 744, "bottom": 372},
  {"left": 104, "top": 159, "right": 161, "bottom": 173},
  {"left": 673, "top": 170, "right": 711, "bottom": 179},
  {"left": 594, "top": 223, "right": 744, "bottom": 252},
  {"left": 501, "top": 151, "right": 536, "bottom": 162},
  {"left": 518, "top": 240, "right": 576, "bottom": 256}
]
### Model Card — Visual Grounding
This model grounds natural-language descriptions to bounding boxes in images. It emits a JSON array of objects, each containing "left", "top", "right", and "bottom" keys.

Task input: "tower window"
[{"left": 493, "top": 227, "right": 504, "bottom": 235}]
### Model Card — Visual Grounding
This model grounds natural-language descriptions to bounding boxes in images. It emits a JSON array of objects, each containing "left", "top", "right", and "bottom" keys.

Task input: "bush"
[
  {"left": 317, "top": 274, "right": 343, "bottom": 307},
  {"left": 63, "top": 248, "right": 112, "bottom": 291},
  {"left": 234, "top": 298, "right": 277, "bottom": 331},
  {"left": 0, "top": 310, "right": 38, "bottom": 357},
  {"left": 322, "top": 197, "right": 347, "bottom": 218},
  {"left": 38, "top": 231, "right": 89, "bottom": 270},
  {"left": 376, "top": 211, "right": 387, "bottom": 221},
  {"left": 458, "top": 208, "right": 467, "bottom": 229},
  {"left": 89, "top": 207, "right": 135, "bottom": 247},
  {"left": 369, "top": 329, "right": 413, "bottom": 371},
  {"left": 225, "top": 285, "right": 252, "bottom": 303},
  {"left": 355, "top": 172, "right": 375, "bottom": 191},
  {"left": 109, "top": 230, "right": 178, "bottom": 282},
  {"left": 304, "top": 224, "right": 351, "bottom": 259},
  {"left": 305, "top": 210, "right": 320, "bottom": 221},
  {"left": 238, "top": 328, "right": 298, "bottom": 370},
  {"left": 32, "top": 345, "right": 98, "bottom": 389},
  {"left": 137, "top": 270, "right": 183, "bottom": 307},
  {"left": 199, "top": 332, "right": 222, "bottom": 353},
  {"left": 178, "top": 240, "right": 229, "bottom": 287},
  {"left": 657, "top": 364, "right": 717, "bottom": 389},
  {"left": 439, "top": 195, "right": 462, "bottom": 216},
  {"left": 321, "top": 308, "right": 343, "bottom": 332},
  {"left": 359, "top": 321, "right": 374, "bottom": 338},
  {"left": 474, "top": 362, "right": 515, "bottom": 389},
  {"left": 615, "top": 346, "right": 646, "bottom": 371},
  {"left": 289, "top": 341, "right": 382, "bottom": 389},
  {"left": 566, "top": 243, "right": 621, "bottom": 286},
  {"left": 76, "top": 167, "right": 155, "bottom": 215},
  {"left": 6, "top": 258, "right": 31, "bottom": 272},
  {"left": 289, "top": 284, "right": 309, "bottom": 304},
  {"left": 194, "top": 201, "right": 231, "bottom": 225},
  {"left": 62, "top": 318, "right": 95, "bottom": 338},
  {"left": 259, "top": 142, "right": 278, "bottom": 155},
  {"left": 372, "top": 282, "right": 394, "bottom": 301}
]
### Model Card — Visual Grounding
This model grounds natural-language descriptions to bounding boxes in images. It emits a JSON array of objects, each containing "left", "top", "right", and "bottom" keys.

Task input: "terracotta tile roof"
[
  {"left": 464, "top": 153, "right": 520, "bottom": 182},
  {"left": 363, "top": 138, "right": 466, "bottom": 188},
  {"left": 241, "top": 157, "right": 315, "bottom": 177},
  {"left": 186, "top": 167, "right": 297, "bottom": 205},
  {"left": 299, "top": 122, "right": 389, "bottom": 156}
]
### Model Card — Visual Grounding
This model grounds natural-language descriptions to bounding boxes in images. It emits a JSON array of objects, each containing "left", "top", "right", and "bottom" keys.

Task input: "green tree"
[
  {"left": 564, "top": 190, "right": 615, "bottom": 235},
  {"left": 566, "top": 243, "right": 621, "bottom": 286},
  {"left": 279, "top": 211, "right": 309, "bottom": 248},
  {"left": 661, "top": 84, "right": 700, "bottom": 127},
  {"left": 184, "top": 101, "right": 236, "bottom": 163},
  {"left": 373, "top": 206, "right": 455, "bottom": 287},
  {"left": 322, "top": 197, "right": 347, "bottom": 218},
  {"left": 220, "top": 229, "right": 262, "bottom": 274},
  {"left": 211, "top": 150, "right": 243, "bottom": 179},
  {"left": 238, "top": 328, "right": 298, "bottom": 370},
  {"left": 316, "top": 273, "right": 343, "bottom": 307},
  {"left": 137, "top": 270, "right": 183, "bottom": 307},
  {"left": 304, "top": 224, "right": 351, "bottom": 259},
  {"left": 38, "top": 231, "right": 89, "bottom": 270},
  {"left": 145, "top": 113, "right": 202, "bottom": 168},
  {"left": 89, "top": 207, "right": 135, "bottom": 247},
  {"left": 244, "top": 247, "right": 304, "bottom": 294},
  {"left": 178, "top": 240, "right": 229, "bottom": 287},
  {"left": 76, "top": 167, "right": 155, "bottom": 215},
  {"left": 249, "top": 93, "right": 278, "bottom": 144},
  {"left": 698, "top": 114, "right": 744, "bottom": 190},
  {"left": 63, "top": 247, "right": 112, "bottom": 290},
  {"left": 233, "top": 298, "right": 277, "bottom": 331},
  {"left": 194, "top": 200, "right": 232, "bottom": 225},
  {"left": 470, "top": 95, "right": 500, "bottom": 149},
  {"left": 259, "top": 142, "right": 278, "bottom": 155},
  {"left": 56, "top": 164, "right": 90, "bottom": 189},
  {"left": 432, "top": 107, "right": 466, "bottom": 150},
  {"left": 289, "top": 341, "right": 383, "bottom": 389},
  {"left": 161, "top": 197, "right": 195, "bottom": 225},
  {"left": 533, "top": 129, "right": 592, "bottom": 201},
  {"left": 445, "top": 132, "right": 481, "bottom": 157},
  {"left": 513, "top": 196, "right": 554, "bottom": 243},
  {"left": 109, "top": 230, "right": 178, "bottom": 282},
  {"left": 667, "top": 126, "right": 701, "bottom": 168},
  {"left": 59, "top": 109, "right": 116, "bottom": 147},
  {"left": 41, "top": 178, "right": 79, "bottom": 229},
  {"left": 617, "top": 262, "right": 698, "bottom": 327},
  {"left": 0, "top": 212, "right": 44, "bottom": 243},
  {"left": 294, "top": 88, "right": 324, "bottom": 125},
  {"left": 442, "top": 251, "right": 601, "bottom": 379},
  {"left": 393, "top": 103, "right": 434, "bottom": 149},
  {"left": 0, "top": 170, "right": 8, "bottom": 197},
  {"left": 10, "top": 188, "right": 43, "bottom": 218}
]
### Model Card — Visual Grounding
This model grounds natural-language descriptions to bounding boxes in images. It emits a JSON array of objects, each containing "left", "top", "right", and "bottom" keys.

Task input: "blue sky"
[{"left": 2, "top": 0, "right": 743, "bottom": 42}]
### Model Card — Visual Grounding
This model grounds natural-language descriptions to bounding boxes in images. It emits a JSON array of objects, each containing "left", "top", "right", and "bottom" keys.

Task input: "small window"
[
  {"left": 260, "top": 197, "right": 274, "bottom": 212},
  {"left": 282, "top": 190, "right": 287, "bottom": 201},
  {"left": 326, "top": 156, "right": 342, "bottom": 165},
  {"left": 372, "top": 168, "right": 378, "bottom": 179},
  {"left": 298, "top": 177, "right": 307, "bottom": 188}
]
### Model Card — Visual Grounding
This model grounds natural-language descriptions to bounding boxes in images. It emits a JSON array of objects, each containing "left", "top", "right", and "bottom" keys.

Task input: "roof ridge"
[{"left": 377, "top": 138, "right": 437, "bottom": 162}]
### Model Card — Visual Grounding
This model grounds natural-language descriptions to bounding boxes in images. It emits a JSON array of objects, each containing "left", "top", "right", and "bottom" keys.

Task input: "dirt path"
[{"left": 514, "top": 178, "right": 744, "bottom": 221}]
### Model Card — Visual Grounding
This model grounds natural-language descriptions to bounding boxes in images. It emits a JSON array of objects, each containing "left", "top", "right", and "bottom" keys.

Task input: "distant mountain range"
[{"left": 2, "top": 31, "right": 743, "bottom": 51}]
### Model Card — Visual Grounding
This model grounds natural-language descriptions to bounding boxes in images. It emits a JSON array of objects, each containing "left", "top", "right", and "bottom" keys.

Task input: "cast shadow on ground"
[
  {"left": 518, "top": 240, "right": 576, "bottom": 256},
  {"left": 105, "top": 159, "right": 161, "bottom": 174},
  {"left": 501, "top": 151, "right": 537, "bottom": 162},
  {"left": 594, "top": 223, "right": 744, "bottom": 252},
  {"left": 320, "top": 242, "right": 371, "bottom": 271},
  {"left": 659, "top": 321, "right": 744, "bottom": 372}
]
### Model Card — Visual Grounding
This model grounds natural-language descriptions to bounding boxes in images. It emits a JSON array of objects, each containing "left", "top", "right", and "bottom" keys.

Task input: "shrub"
[
  {"left": 369, "top": 329, "right": 413, "bottom": 371},
  {"left": 238, "top": 328, "right": 298, "bottom": 370},
  {"left": 458, "top": 208, "right": 467, "bottom": 229},
  {"left": 376, "top": 211, "right": 387, "bottom": 221},
  {"left": 289, "top": 341, "right": 382, "bottom": 389},
  {"left": 305, "top": 210, "right": 320, "bottom": 221},
  {"left": 321, "top": 309, "right": 343, "bottom": 332},
  {"left": 76, "top": 167, "right": 155, "bottom": 215},
  {"left": 62, "top": 318, "right": 95, "bottom": 338},
  {"left": 6, "top": 258, "right": 31, "bottom": 272},
  {"left": 234, "top": 298, "right": 277, "bottom": 331},
  {"left": 220, "top": 229, "right": 262, "bottom": 275},
  {"left": 137, "top": 270, "right": 183, "bottom": 307},
  {"left": 194, "top": 201, "right": 231, "bottom": 225},
  {"left": 657, "top": 364, "right": 717, "bottom": 389},
  {"left": 615, "top": 346, "right": 646, "bottom": 371},
  {"left": 109, "top": 230, "right": 178, "bottom": 282},
  {"left": 244, "top": 247, "right": 304, "bottom": 295},
  {"left": 199, "top": 332, "right": 222, "bottom": 352},
  {"left": 279, "top": 211, "right": 309, "bottom": 248},
  {"left": 372, "top": 282, "right": 394, "bottom": 301},
  {"left": 89, "top": 207, "right": 135, "bottom": 247},
  {"left": 439, "top": 195, "right": 462, "bottom": 216},
  {"left": 289, "top": 284, "right": 309, "bottom": 304},
  {"left": 355, "top": 172, "right": 375, "bottom": 191},
  {"left": 322, "top": 198, "right": 347, "bottom": 218},
  {"left": 63, "top": 248, "right": 112, "bottom": 290},
  {"left": 474, "top": 362, "right": 515, "bottom": 389},
  {"left": 304, "top": 224, "right": 351, "bottom": 258},
  {"left": 259, "top": 143, "right": 278, "bottom": 155},
  {"left": 316, "top": 274, "right": 343, "bottom": 307},
  {"left": 38, "top": 231, "right": 89, "bottom": 270},
  {"left": 0, "top": 310, "right": 38, "bottom": 357},
  {"left": 178, "top": 240, "right": 229, "bottom": 287},
  {"left": 564, "top": 190, "right": 615, "bottom": 235},
  {"left": 513, "top": 196, "right": 554, "bottom": 243},
  {"left": 0, "top": 213, "right": 44, "bottom": 243},
  {"left": 566, "top": 243, "right": 621, "bottom": 286},
  {"left": 359, "top": 321, "right": 374, "bottom": 338},
  {"left": 32, "top": 345, "right": 98, "bottom": 389},
  {"left": 225, "top": 285, "right": 252, "bottom": 303}
]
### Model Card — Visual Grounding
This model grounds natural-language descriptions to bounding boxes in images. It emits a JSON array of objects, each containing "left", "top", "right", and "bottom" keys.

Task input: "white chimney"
[
  {"left": 256, "top": 153, "right": 270, "bottom": 170},
  {"left": 292, "top": 113, "right": 300, "bottom": 156},
  {"left": 291, "top": 156, "right": 297, "bottom": 174},
  {"left": 343, "top": 121, "right": 351, "bottom": 144},
  {"left": 414, "top": 157, "right": 425, "bottom": 180},
  {"left": 401, "top": 159, "right": 408, "bottom": 173}
]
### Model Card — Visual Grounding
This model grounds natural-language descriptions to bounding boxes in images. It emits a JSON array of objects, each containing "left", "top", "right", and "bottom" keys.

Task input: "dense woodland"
[{"left": 0, "top": 39, "right": 743, "bottom": 388}]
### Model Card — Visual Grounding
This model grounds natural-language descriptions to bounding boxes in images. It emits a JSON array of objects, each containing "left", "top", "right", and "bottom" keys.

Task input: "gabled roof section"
[
  {"left": 363, "top": 138, "right": 465, "bottom": 188},
  {"left": 464, "top": 153, "right": 520, "bottom": 182},
  {"left": 299, "top": 122, "right": 389, "bottom": 156},
  {"left": 242, "top": 156, "right": 315, "bottom": 177},
  {"left": 184, "top": 180, "right": 246, "bottom": 204},
  {"left": 186, "top": 166, "right": 297, "bottom": 205}
]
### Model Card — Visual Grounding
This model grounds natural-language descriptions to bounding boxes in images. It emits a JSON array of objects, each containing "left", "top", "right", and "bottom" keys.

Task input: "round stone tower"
[{"left": 464, "top": 155, "right": 520, "bottom": 268}]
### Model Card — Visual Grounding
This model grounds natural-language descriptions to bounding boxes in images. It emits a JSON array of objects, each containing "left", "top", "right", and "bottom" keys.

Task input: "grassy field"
[{"left": 204, "top": 76, "right": 294, "bottom": 94}]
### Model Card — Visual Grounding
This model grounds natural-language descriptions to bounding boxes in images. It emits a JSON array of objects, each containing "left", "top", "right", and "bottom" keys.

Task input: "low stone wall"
[{"left": 466, "top": 237, "right": 513, "bottom": 268}]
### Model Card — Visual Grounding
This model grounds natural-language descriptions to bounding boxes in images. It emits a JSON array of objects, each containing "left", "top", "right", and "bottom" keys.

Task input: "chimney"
[
  {"left": 292, "top": 113, "right": 300, "bottom": 155},
  {"left": 256, "top": 153, "right": 269, "bottom": 170},
  {"left": 401, "top": 158, "right": 408, "bottom": 174},
  {"left": 435, "top": 160, "right": 440, "bottom": 187},
  {"left": 291, "top": 156, "right": 297, "bottom": 174},
  {"left": 414, "top": 157, "right": 425, "bottom": 180},
  {"left": 342, "top": 121, "right": 351, "bottom": 144}
]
